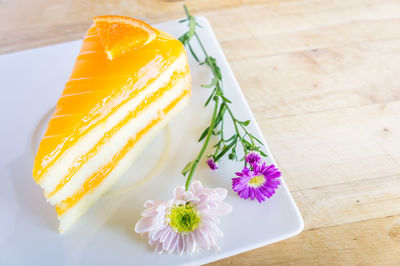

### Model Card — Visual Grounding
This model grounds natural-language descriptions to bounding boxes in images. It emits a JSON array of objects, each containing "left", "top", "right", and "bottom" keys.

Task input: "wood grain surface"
[{"left": 1, "top": 0, "right": 400, "bottom": 265}]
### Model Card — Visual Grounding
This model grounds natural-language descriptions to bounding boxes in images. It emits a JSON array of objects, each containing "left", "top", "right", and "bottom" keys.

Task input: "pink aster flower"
[
  {"left": 206, "top": 158, "right": 219, "bottom": 170},
  {"left": 245, "top": 151, "right": 261, "bottom": 165},
  {"left": 135, "top": 181, "right": 232, "bottom": 254},
  {"left": 232, "top": 162, "right": 281, "bottom": 203}
]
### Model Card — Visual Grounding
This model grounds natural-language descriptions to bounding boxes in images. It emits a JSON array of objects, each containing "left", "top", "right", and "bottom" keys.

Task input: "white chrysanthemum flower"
[{"left": 135, "top": 181, "right": 232, "bottom": 254}]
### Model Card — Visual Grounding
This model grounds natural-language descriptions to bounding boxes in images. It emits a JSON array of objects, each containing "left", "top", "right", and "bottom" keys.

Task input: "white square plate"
[{"left": 0, "top": 17, "right": 303, "bottom": 265}]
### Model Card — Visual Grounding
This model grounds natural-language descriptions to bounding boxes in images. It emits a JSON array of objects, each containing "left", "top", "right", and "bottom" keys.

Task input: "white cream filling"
[
  {"left": 40, "top": 53, "right": 187, "bottom": 193},
  {"left": 58, "top": 94, "right": 190, "bottom": 233},
  {"left": 48, "top": 74, "right": 190, "bottom": 205}
]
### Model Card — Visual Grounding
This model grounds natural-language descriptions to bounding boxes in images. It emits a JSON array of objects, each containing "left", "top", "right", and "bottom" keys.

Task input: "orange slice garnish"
[{"left": 93, "top": 15, "right": 158, "bottom": 60}]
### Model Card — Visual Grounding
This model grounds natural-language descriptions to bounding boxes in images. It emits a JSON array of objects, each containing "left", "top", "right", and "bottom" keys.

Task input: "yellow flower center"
[
  {"left": 167, "top": 203, "right": 200, "bottom": 233},
  {"left": 248, "top": 175, "right": 265, "bottom": 188}
]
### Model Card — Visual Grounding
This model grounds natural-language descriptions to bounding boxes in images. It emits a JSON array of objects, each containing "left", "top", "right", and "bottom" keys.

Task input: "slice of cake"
[{"left": 33, "top": 15, "right": 191, "bottom": 233}]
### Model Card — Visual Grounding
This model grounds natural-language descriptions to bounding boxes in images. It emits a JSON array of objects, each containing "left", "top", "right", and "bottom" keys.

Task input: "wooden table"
[{"left": 2, "top": 0, "right": 400, "bottom": 265}]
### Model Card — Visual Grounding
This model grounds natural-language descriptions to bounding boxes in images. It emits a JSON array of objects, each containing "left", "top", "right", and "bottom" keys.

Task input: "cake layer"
[
  {"left": 39, "top": 53, "right": 188, "bottom": 193},
  {"left": 33, "top": 25, "right": 185, "bottom": 182},
  {"left": 57, "top": 92, "right": 190, "bottom": 233},
  {"left": 48, "top": 73, "right": 190, "bottom": 205}
]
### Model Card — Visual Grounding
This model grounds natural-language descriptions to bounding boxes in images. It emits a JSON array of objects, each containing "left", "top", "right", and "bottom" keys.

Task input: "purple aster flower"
[
  {"left": 232, "top": 162, "right": 281, "bottom": 203},
  {"left": 207, "top": 158, "right": 219, "bottom": 170},
  {"left": 245, "top": 151, "right": 261, "bottom": 165}
]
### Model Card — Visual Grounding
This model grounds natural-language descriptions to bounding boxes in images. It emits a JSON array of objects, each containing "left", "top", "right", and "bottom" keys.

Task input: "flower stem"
[
  {"left": 225, "top": 105, "right": 248, "bottom": 155},
  {"left": 185, "top": 97, "right": 219, "bottom": 190},
  {"left": 194, "top": 32, "right": 209, "bottom": 57},
  {"left": 193, "top": 29, "right": 250, "bottom": 158},
  {"left": 179, "top": 5, "right": 267, "bottom": 188}
]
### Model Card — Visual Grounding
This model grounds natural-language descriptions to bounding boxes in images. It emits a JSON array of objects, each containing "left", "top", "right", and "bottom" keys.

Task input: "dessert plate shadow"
[{"left": 0, "top": 17, "right": 303, "bottom": 266}]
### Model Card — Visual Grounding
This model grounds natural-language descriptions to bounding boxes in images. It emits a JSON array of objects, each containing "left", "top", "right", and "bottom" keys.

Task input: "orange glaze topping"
[
  {"left": 33, "top": 25, "right": 185, "bottom": 182},
  {"left": 56, "top": 89, "right": 190, "bottom": 216},
  {"left": 47, "top": 69, "right": 189, "bottom": 198}
]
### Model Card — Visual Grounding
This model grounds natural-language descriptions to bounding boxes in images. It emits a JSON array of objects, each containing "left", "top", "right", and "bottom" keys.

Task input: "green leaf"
[
  {"left": 241, "top": 138, "right": 251, "bottom": 146},
  {"left": 181, "top": 160, "right": 194, "bottom": 176},
  {"left": 188, "top": 43, "right": 199, "bottom": 62},
  {"left": 215, "top": 137, "right": 237, "bottom": 161},
  {"left": 259, "top": 150, "right": 268, "bottom": 157},
  {"left": 225, "top": 133, "right": 238, "bottom": 142},
  {"left": 198, "top": 127, "right": 210, "bottom": 142},
  {"left": 212, "top": 130, "right": 220, "bottom": 135},
  {"left": 206, "top": 57, "right": 222, "bottom": 80},
  {"left": 201, "top": 77, "right": 218, "bottom": 88},
  {"left": 183, "top": 4, "right": 191, "bottom": 17},
  {"left": 212, "top": 104, "right": 225, "bottom": 128},
  {"left": 219, "top": 103, "right": 227, "bottom": 117},
  {"left": 242, "top": 120, "right": 250, "bottom": 126},
  {"left": 251, "top": 134, "right": 264, "bottom": 145},
  {"left": 205, "top": 56, "right": 213, "bottom": 67},
  {"left": 204, "top": 90, "right": 215, "bottom": 106},
  {"left": 217, "top": 93, "right": 231, "bottom": 103},
  {"left": 215, "top": 105, "right": 226, "bottom": 125}
]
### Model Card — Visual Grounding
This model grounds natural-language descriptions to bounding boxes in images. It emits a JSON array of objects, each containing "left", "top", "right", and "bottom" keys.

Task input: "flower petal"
[
  {"left": 214, "top": 187, "right": 228, "bottom": 201},
  {"left": 185, "top": 233, "right": 193, "bottom": 254},
  {"left": 197, "top": 228, "right": 210, "bottom": 248},
  {"left": 144, "top": 200, "right": 161, "bottom": 208},
  {"left": 213, "top": 202, "right": 232, "bottom": 216},
  {"left": 135, "top": 216, "right": 154, "bottom": 233},
  {"left": 162, "top": 229, "right": 175, "bottom": 251},
  {"left": 191, "top": 180, "right": 203, "bottom": 192},
  {"left": 173, "top": 186, "right": 186, "bottom": 200},
  {"left": 183, "top": 191, "right": 200, "bottom": 202},
  {"left": 149, "top": 236, "right": 157, "bottom": 246},
  {"left": 249, "top": 187, "right": 255, "bottom": 200},
  {"left": 190, "top": 232, "right": 198, "bottom": 253},
  {"left": 178, "top": 235, "right": 185, "bottom": 255},
  {"left": 152, "top": 225, "right": 168, "bottom": 241},
  {"left": 155, "top": 242, "right": 164, "bottom": 254},
  {"left": 169, "top": 232, "right": 179, "bottom": 253},
  {"left": 160, "top": 227, "right": 172, "bottom": 243}
]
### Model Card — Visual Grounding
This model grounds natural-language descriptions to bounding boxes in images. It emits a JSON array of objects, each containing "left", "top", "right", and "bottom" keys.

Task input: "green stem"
[
  {"left": 194, "top": 32, "right": 209, "bottom": 58},
  {"left": 226, "top": 106, "right": 248, "bottom": 154},
  {"left": 185, "top": 98, "right": 219, "bottom": 190},
  {"left": 238, "top": 121, "right": 255, "bottom": 146}
]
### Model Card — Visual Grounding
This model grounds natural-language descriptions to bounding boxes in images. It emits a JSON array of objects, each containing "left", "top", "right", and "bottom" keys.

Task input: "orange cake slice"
[{"left": 32, "top": 16, "right": 191, "bottom": 233}]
